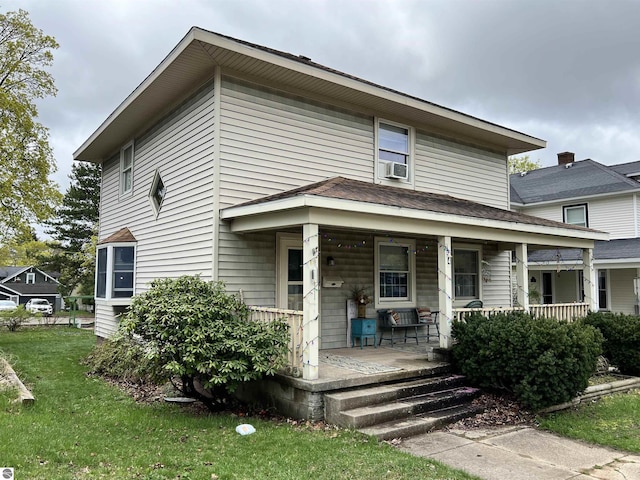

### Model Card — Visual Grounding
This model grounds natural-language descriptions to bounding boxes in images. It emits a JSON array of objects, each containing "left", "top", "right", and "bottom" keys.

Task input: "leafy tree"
[
  {"left": 121, "top": 276, "right": 291, "bottom": 411},
  {"left": 0, "top": 229, "right": 52, "bottom": 265},
  {"left": 0, "top": 8, "right": 62, "bottom": 240},
  {"left": 508, "top": 155, "right": 541, "bottom": 174},
  {"left": 42, "top": 162, "right": 101, "bottom": 297}
]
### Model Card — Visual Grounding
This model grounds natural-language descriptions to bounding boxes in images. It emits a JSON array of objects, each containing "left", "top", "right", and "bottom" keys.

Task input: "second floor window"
[
  {"left": 120, "top": 142, "right": 134, "bottom": 196},
  {"left": 378, "top": 121, "right": 412, "bottom": 182},
  {"left": 563, "top": 204, "right": 588, "bottom": 227},
  {"left": 26, "top": 272, "right": 35, "bottom": 284}
]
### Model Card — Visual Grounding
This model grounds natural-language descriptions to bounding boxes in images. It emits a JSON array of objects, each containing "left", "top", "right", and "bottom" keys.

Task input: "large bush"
[
  {"left": 452, "top": 312, "right": 602, "bottom": 410},
  {"left": 120, "top": 276, "right": 290, "bottom": 410},
  {"left": 582, "top": 312, "right": 640, "bottom": 375}
]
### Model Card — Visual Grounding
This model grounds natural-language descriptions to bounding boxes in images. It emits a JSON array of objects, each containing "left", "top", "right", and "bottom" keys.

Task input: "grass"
[
  {"left": 539, "top": 389, "right": 640, "bottom": 453},
  {"left": 0, "top": 327, "right": 479, "bottom": 480}
]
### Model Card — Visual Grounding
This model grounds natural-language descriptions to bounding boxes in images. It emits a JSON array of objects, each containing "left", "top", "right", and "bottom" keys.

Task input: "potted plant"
[{"left": 350, "top": 286, "right": 372, "bottom": 318}]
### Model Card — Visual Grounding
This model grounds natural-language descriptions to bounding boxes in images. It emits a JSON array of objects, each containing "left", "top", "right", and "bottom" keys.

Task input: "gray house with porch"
[{"left": 74, "top": 28, "right": 606, "bottom": 425}]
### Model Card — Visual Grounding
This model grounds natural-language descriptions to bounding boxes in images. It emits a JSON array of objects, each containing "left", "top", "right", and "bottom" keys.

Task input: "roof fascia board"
[
  {"left": 196, "top": 29, "right": 544, "bottom": 149},
  {"left": 74, "top": 28, "right": 199, "bottom": 160},
  {"left": 222, "top": 194, "right": 607, "bottom": 242},
  {"left": 517, "top": 188, "right": 638, "bottom": 208},
  {"left": 229, "top": 206, "right": 597, "bottom": 248}
]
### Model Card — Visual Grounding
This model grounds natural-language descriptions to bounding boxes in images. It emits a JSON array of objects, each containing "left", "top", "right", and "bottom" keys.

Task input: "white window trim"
[
  {"left": 26, "top": 272, "right": 35, "bottom": 284},
  {"left": 597, "top": 269, "right": 610, "bottom": 311},
  {"left": 148, "top": 169, "right": 166, "bottom": 217},
  {"left": 95, "top": 242, "right": 136, "bottom": 304},
  {"left": 374, "top": 118, "right": 415, "bottom": 188},
  {"left": 452, "top": 244, "right": 483, "bottom": 306},
  {"left": 563, "top": 203, "right": 588, "bottom": 227},
  {"left": 119, "top": 141, "right": 135, "bottom": 197},
  {"left": 374, "top": 237, "right": 416, "bottom": 309},
  {"left": 276, "top": 233, "right": 302, "bottom": 310}
]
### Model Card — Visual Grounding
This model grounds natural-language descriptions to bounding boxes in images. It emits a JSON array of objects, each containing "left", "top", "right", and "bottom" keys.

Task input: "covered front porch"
[{"left": 223, "top": 177, "right": 608, "bottom": 381}]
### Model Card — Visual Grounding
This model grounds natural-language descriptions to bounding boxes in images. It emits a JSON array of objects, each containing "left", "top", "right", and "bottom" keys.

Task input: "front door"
[
  {"left": 278, "top": 236, "right": 303, "bottom": 310},
  {"left": 542, "top": 272, "right": 553, "bottom": 304}
]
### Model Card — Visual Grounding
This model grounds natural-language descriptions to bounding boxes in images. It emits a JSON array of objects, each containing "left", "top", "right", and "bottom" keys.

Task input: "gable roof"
[
  {"left": 0, "top": 266, "right": 60, "bottom": 284},
  {"left": 75, "top": 27, "right": 545, "bottom": 163},
  {"left": 510, "top": 159, "right": 640, "bottom": 205},
  {"left": 222, "top": 176, "right": 605, "bottom": 243}
]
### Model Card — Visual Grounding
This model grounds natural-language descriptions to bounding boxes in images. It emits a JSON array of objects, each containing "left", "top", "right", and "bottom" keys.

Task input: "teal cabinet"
[{"left": 351, "top": 318, "right": 376, "bottom": 348}]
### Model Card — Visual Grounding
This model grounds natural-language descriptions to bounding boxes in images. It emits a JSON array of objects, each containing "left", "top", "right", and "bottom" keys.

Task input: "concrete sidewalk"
[{"left": 400, "top": 426, "right": 640, "bottom": 480}]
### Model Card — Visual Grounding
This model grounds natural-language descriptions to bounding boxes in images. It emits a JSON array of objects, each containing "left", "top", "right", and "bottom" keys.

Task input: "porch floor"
[{"left": 284, "top": 340, "right": 451, "bottom": 393}]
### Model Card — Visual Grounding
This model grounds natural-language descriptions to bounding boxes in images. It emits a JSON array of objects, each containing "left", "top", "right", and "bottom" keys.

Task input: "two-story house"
[
  {"left": 74, "top": 28, "right": 605, "bottom": 386},
  {"left": 0, "top": 266, "right": 62, "bottom": 310},
  {"left": 511, "top": 152, "right": 640, "bottom": 314}
]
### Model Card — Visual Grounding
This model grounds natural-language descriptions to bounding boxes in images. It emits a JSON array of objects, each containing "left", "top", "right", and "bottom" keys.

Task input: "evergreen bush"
[
  {"left": 120, "top": 276, "right": 290, "bottom": 411},
  {"left": 582, "top": 312, "right": 640, "bottom": 375},
  {"left": 452, "top": 312, "right": 602, "bottom": 410}
]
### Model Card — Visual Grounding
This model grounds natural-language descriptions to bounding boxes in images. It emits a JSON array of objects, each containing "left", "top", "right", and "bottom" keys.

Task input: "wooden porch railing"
[
  {"left": 452, "top": 303, "right": 590, "bottom": 322},
  {"left": 529, "top": 303, "right": 589, "bottom": 322},
  {"left": 248, "top": 306, "right": 303, "bottom": 376}
]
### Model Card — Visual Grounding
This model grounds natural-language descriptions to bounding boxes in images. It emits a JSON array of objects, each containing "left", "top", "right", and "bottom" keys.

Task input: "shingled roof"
[
  {"left": 510, "top": 159, "right": 640, "bottom": 204},
  {"left": 529, "top": 237, "right": 640, "bottom": 263},
  {"left": 227, "top": 176, "right": 597, "bottom": 234}
]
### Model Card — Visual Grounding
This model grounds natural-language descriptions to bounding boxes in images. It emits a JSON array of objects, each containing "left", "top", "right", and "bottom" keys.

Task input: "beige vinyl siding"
[
  {"left": 518, "top": 204, "right": 562, "bottom": 223},
  {"left": 218, "top": 226, "right": 277, "bottom": 307},
  {"left": 96, "top": 82, "right": 216, "bottom": 336},
  {"left": 609, "top": 268, "right": 637, "bottom": 315},
  {"left": 481, "top": 247, "right": 513, "bottom": 307},
  {"left": 319, "top": 231, "right": 375, "bottom": 349},
  {"left": 94, "top": 303, "right": 119, "bottom": 339},
  {"left": 218, "top": 76, "right": 374, "bottom": 207},
  {"left": 415, "top": 132, "right": 508, "bottom": 209},
  {"left": 587, "top": 196, "right": 636, "bottom": 239}
]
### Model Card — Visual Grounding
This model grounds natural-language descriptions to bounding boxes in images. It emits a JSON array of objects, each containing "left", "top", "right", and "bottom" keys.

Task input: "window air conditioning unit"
[{"left": 385, "top": 162, "right": 408, "bottom": 179}]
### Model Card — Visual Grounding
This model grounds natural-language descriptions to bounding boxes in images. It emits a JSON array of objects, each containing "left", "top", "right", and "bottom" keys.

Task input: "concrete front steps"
[{"left": 325, "top": 374, "right": 482, "bottom": 440}]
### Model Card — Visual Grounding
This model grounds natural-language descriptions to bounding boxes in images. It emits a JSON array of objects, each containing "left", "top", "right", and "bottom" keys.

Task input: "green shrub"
[
  {"left": 0, "top": 306, "right": 31, "bottom": 331},
  {"left": 84, "top": 332, "right": 164, "bottom": 384},
  {"left": 452, "top": 312, "right": 602, "bottom": 410},
  {"left": 582, "top": 312, "right": 640, "bottom": 375},
  {"left": 120, "top": 276, "right": 290, "bottom": 411}
]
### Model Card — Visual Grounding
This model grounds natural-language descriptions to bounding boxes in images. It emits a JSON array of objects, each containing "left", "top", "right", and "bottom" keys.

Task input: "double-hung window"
[
  {"left": 454, "top": 248, "right": 480, "bottom": 300},
  {"left": 26, "top": 272, "right": 35, "bottom": 284},
  {"left": 96, "top": 243, "right": 136, "bottom": 301},
  {"left": 563, "top": 204, "right": 588, "bottom": 227},
  {"left": 375, "top": 238, "right": 415, "bottom": 306},
  {"left": 120, "top": 142, "right": 134, "bottom": 196},
  {"left": 377, "top": 120, "right": 412, "bottom": 182}
]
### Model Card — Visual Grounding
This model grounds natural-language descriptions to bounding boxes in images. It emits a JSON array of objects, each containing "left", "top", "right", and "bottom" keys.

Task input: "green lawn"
[
  {"left": 539, "top": 389, "right": 640, "bottom": 453},
  {"left": 0, "top": 327, "right": 479, "bottom": 480}
]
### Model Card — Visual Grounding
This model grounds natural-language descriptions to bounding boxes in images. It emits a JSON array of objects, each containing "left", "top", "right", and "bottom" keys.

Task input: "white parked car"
[
  {"left": 25, "top": 298, "right": 53, "bottom": 316},
  {"left": 0, "top": 300, "right": 17, "bottom": 311}
]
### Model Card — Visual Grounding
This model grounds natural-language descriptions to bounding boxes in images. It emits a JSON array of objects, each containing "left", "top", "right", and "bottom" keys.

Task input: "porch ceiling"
[{"left": 220, "top": 177, "right": 608, "bottom": 249}]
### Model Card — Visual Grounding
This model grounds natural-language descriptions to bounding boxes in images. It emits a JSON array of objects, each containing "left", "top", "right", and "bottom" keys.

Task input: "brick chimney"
[{"left": 557, "top": 152, "right": 575, "bottom": 165}]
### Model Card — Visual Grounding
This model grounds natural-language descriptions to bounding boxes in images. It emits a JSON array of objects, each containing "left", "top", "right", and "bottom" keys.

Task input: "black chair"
[{"left": 463, "top": 300, "right": 483, "bottom": 308}]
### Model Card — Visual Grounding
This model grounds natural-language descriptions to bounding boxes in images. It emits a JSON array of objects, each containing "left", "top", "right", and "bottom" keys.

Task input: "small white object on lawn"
[{"left": 236, "top": 424, "right": 256, "bottom": 435}]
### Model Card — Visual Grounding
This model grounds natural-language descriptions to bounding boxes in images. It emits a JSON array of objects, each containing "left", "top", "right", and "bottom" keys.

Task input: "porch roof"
[
  {"left": 529, "top": 238, "right": 640, "bottom": 265},
  {"left": 221, "top": 177, "right": 608, "bottom": 248}
]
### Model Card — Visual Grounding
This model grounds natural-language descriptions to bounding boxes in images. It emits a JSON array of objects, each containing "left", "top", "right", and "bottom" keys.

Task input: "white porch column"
[
  {"left": 515, "top": 243, "right": 529, "bottom": 311},
  {"left": 437, "top": 236, "right": 454, "bottom": 349},
  {"left": 302, "top": 223, "right": 319, "bottom": 380},
  {"left": 583, "top": 248, "right": 597, "bottom": 312}
]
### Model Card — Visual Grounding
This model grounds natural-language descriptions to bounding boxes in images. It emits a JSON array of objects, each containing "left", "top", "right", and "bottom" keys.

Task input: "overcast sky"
[{"left": 6, "top": 0, "right": 640, "bottom": 193}]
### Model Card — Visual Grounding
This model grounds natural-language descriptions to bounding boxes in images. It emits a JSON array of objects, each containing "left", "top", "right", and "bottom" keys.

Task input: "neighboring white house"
[
  {"left": 74, "top": 28, "right": 606, "bottom": 381},
  {"left": 510, "top": 152, "right": 640, "bottom": 314}
]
